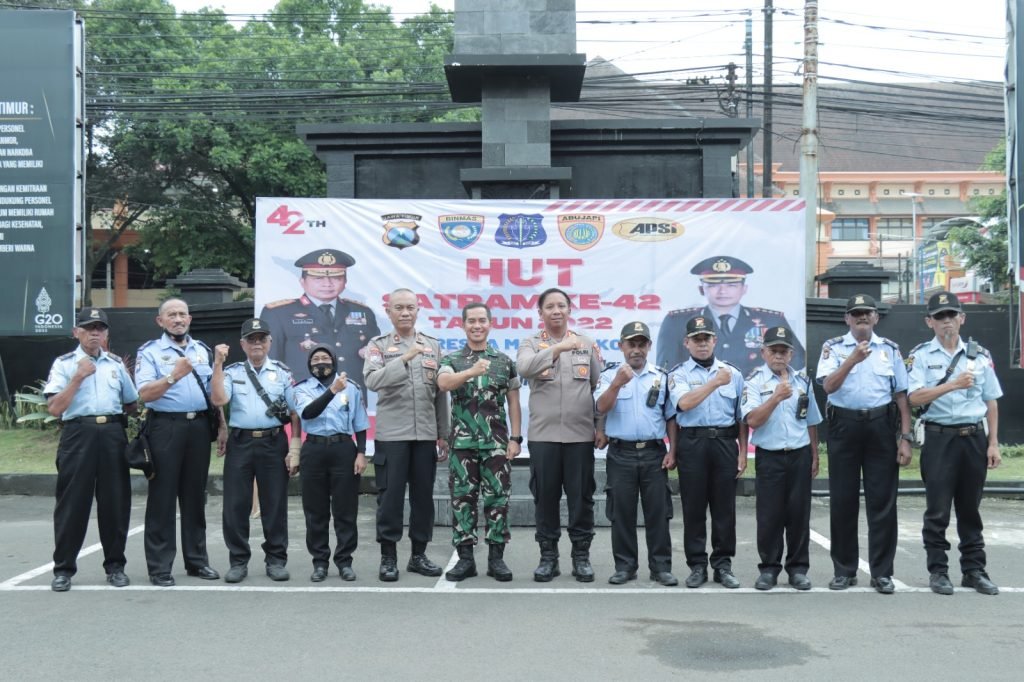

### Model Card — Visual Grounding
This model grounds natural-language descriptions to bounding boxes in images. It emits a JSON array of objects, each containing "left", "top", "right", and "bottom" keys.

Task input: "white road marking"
[
  {"left": 808, "top": 528, "right": 909, "bottom": 590},
  {"left": 433, "top": 550, "right": 460, "bottom": 590},
  {"left": 0, "top": 523, "right": 147, "bottom": 588}
]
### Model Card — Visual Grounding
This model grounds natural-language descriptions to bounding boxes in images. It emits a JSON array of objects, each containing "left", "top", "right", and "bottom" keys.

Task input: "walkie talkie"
[
  {"left": 965, "top": 337, "right": 979, "bottom": 373},
  {"left": 646, "top": 376, "right": 661, "bottom": 408}
]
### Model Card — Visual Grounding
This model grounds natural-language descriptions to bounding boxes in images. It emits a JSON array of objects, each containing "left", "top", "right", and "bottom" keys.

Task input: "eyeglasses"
[
  {"left": 765, "top": 347, "right": 793, "bottom": 356},
  {"left": 244, "top": 335, "right": 269, "bottom": 344},
  {"left": 930, "top": 311, "right": 959, "bottom": 321}
]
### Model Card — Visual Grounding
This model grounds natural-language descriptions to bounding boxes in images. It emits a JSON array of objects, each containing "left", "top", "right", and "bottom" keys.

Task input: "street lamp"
[{"left": 902, "top": 191, "right": 924, "bottom": 303}]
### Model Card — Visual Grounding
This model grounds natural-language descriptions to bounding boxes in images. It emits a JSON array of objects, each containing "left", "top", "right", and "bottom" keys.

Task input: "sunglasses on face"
[{"left": 931, "top": 311, "right": 959, "bottom": 321}]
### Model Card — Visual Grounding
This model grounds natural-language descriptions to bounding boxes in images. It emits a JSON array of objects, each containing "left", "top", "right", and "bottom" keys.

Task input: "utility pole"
[
  {"left": 800, "top": 0, "right": 820, "bottom": 297},
  {"left": 762, "top": 0, "right": 774, "bottom": 197},
  {"left": 745, "top": 14, "right": 754, "bottom": 197}
]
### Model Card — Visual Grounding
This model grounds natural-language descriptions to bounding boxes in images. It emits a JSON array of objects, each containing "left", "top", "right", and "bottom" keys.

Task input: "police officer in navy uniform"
[
  {"left": 595, "top": 321, "right": 677, "bottom": 587},
  {"left": 908, "top": 292, "right": 1003, "bottom": 596},
  {"left": 657, "top": 256, "right": 805, "bottom": 376},
  {"left": 135, "top": 298, "right": 224, "bottom": 586},
  {"left": 668, "top": 315, "right": 748, "bottom": 589},
  {"left": 212, "top": 318, "right": 300, "bottom": 584},
  {"left": 44, "top": 308, "right": 138, "bottom": 592},
  {"left": 260, "top": 249, "right": 381, "bottom": 384},
  {"left": 817, "top": 294, "right": 912, "bottom": 594},
  {"left": 741, "top": 325, "right": 822, "bottom": 591}
]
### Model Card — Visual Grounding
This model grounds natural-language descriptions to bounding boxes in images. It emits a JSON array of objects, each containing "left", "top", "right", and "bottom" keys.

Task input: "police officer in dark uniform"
[
  {"left": 44, "top": 308, "right": 138, "bottom": 592},
  {"left": 260, "top": 249, "right": 381, "bottom": 384},
  {"left": 136, "top": 298, "right": 224, "bottom": 587},
  {"left": 657, "top": 256, "right": 805, "bottom": 375},
  {"left": 816, "top": 294, "right": 912, "bottom": 594},
  {"left": 212, "top": 318, "right": 299, "bottom": 584},
  {"left": 908, "top": 292, "right": 1003, "bottom": 596}
]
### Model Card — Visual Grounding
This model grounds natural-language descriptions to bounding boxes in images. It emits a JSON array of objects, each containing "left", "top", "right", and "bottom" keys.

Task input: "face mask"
[{"left": 311, "top": 363, "right": 334, "bottom": 379}]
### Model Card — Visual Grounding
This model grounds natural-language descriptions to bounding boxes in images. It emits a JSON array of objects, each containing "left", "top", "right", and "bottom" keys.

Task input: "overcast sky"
[{"left": 167, "top": 0, "right": 1007, "bottom": 84}]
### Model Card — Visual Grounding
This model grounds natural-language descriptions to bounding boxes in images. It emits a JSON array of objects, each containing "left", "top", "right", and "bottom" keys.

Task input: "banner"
[{"left": 255, "top": 197, "right": 807, "bottom": 448}]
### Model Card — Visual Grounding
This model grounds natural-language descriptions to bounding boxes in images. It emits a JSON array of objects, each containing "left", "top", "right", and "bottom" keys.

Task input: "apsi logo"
[
  {"left": 265, "top": 205, "right": 327, "bottom": 235},
  {"left": 612, "top": 216, "right": 684, "bottom": 242}
]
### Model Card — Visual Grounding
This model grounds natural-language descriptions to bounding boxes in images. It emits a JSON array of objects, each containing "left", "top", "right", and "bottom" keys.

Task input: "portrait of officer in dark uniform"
[
  {"left": 260, "top": 249, "right": 381, "bottom": 384},
  {"left": 657, "top": 255, "right": 805, "bottom": 375}
]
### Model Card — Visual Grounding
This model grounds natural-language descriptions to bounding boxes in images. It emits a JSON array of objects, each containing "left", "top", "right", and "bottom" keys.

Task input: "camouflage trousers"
[{"left": 449, "top": 448, "right": 512, "bottom": 546}]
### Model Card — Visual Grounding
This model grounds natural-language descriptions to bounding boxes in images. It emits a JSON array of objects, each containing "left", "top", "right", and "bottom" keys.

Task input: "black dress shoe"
[
  {"left": 713, "top": 569, "right": 740, "bottom": 589},
  {"left": 407, "top": 553, "right": 442, "bottom": 577},
  {"left": 684, "top": 566, "right": 708, "bottom": 588},
  {"left": 379, "top": 556, "right": 399, "bottom": 582},
  {"left": 870, "top": 576, "right": 896, "bottom": 594},
  {"left": 754, "top": 572, "right": 777, "bottom": 591},
  {"left": 650, "top": 571, "right": 679, "bottom": 587},
  {"left": 149, "top": 574, "right": 175, "bottom": 587},
  {"left": 962, "top": 571, "right": 999, "bottom": 595},
  {"left": 929, "top": 572, "right": 954, "bottom": 595},
  {"left": 828, "top": 575, "right": 857, "bottom": 590},
  {"left": 339, "top": 566, "right": 357, "bottom": 582},
  {"left": 106, "top": 570, "right": 130, "bottom": 588},
  {"left": 51, "top": 575, "right": 71, "bottom": 592},
  {"left": 608, "top": 570, "right": 637, "bottom": 585},
  {"left": 266, "top": 564, "right": 290, "bottom": 581},
  {"left": 225, "top": 565, "right": 248, "bottom": 584},
  {"left": 186, "top": 566, "right": 220, "bottom": 581},
  {"left": 310, "top": 566, "right": 328, "bottom": 583},
  {"left": 788, "top": 573, "right": 812, "bottom": 591}
]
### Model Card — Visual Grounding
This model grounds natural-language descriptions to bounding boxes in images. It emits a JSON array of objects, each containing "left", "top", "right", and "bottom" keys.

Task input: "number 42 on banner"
[{"left": 267, "top": 205, "right": 325, "bottom": 235}]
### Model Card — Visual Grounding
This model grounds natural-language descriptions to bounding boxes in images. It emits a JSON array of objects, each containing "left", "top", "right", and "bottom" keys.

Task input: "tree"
[{"left": 946, "top": 142, "right": 1014, "bottom": 293}]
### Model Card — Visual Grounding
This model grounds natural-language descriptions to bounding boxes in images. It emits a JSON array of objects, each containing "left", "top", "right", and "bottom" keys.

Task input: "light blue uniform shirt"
[
  {"left": 44, "top": 347, "right": 138, "bottom": 420},
  {"left": 221, "top": 359, "right": 297, "bottom": 429},
  {"left": 741, "top": 364, "right": 822, "bottom": 450},
  {"left": 907, "top": 337, "right": 1002, "bottom": 425},
  {"left": 669, "top": 357, "right": 743, "bottom": 427},
  {"left": 293, "top": 376, "right": 369, "bottom": 436},
  {"left": 815, "top": 332, "right": 908, "bottom": 409},
  {"left": 594, "top": 362, "right": 673, "bottom": 441},
  {"left": 135, "top": 334, "right": 213, "bottom": 412}
]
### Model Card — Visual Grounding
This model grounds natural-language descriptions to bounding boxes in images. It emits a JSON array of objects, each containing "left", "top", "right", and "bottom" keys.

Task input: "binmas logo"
[{"left": 612, "top": 216, "right": 684, "bottom": 242}]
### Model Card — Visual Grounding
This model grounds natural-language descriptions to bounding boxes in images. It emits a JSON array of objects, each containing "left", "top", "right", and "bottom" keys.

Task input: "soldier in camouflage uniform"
[{"left": 437, "top": 302, "right": 523, "bottom": 582}]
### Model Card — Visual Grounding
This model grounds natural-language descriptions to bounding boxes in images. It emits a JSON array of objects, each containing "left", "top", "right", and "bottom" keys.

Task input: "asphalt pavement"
[{"left": 1, "top": 494, "right": 1022, "bottom": 680}]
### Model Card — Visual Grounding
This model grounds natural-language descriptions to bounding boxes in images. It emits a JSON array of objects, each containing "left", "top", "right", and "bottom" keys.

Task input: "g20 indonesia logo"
[
  {"left": 438, "top": 214, "right": 484, "bottom": 250},
  {"left": 612, "top": 217, "right": 684, "bottom": 242},
  {"left": 557, "top": 214, "right": 604, "bottom": 251},
  {"left": 381, "top": 213, "right": 422, "bottom": 250},
  {"left": 495, "top": 214, "right": 546, "bottom": 249}
]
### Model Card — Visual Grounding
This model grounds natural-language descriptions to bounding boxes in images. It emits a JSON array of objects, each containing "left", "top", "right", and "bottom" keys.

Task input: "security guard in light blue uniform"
[
  {"left": 669, "top": 315, "right": 747, "bottom": 589},
  {"left": 595, "top": 321, "right": 677, "bottom": 587},
  {"left": 741, "top": 325, "right": 822, "bottom": 592},
  {"left": 44, "top": 307, "right": 138, "bottom": 592},
  {"left": 816, "top": 294, "right": 912, "bottom": 594},
  {"left": 135, "top": 297, "right": 220, "bottom": 586},
  {"left": 293, "top": 344, "right": 370, "bottom": 582},
  {"left": 907, "top": 291, "right": 1003, "bottom": 596},
  {"left": 212, "top": 318, "right": 298, "bottom": 584}
]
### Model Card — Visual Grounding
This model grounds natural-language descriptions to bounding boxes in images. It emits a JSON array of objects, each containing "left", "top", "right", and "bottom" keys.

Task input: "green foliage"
[
  {"left": 1002, "top": 443, "right": 1024, "bottom": 459},
  {"left": 13, "top": 384, "right": 59, "bottom": 430}
]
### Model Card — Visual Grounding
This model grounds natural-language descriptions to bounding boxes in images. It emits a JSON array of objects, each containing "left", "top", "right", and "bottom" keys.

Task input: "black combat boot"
[
  {"left": 533, "top": 540, "right": 560, "bottom": 582},
  {"left": 486, "top": 543, "right": 513, "bottom": 582},
  {"left": 445, "top": 544, "right": 478, "bottom": 582},
  {"left": 571, "top": 539, "right": 595, "bottom": 583},
  {"left": 378, "top": 542, "right": 399, "bottom": 582}
]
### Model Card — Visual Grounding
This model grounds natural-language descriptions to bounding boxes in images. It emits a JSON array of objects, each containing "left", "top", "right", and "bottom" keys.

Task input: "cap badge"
[
  {"left": 90, "top": 310, "right": 100, "bottom": 319},
  {"left": 252, "top": 320, "right": 261, "bottom": 329},
  {"left": 712, "top": 259, "right": 731, "bottom": 273},
  {"left": 854, "top": 295, "right": 865, "bottom": 304},
  {"left": 695, "top": 317, "right": 705, "bottom": 326},
  {"left": 317, "top": 252, "right": 337, "bottom": 266},
  {"left": 939, "top": 294, "right": 948, "bottom": 304},
  {"left": 777, "top": 327, "right": 786, "bottom": 337},
  {"left": 633, "top": 322, "right": 644, "bottom": 332}
]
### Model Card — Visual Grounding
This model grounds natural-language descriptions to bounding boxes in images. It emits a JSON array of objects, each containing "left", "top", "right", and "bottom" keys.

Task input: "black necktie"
[
  {"left": 319, "top": 303, "right": 334, "bottom": 327},
  {"left": 719, "top": 314, "right": 732, "bottom": 336}
]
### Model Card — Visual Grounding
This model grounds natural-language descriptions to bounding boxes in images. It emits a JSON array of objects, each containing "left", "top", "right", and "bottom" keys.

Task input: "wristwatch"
[
  {"left": 510, "top": 436, "right": 524, "bottom": 444},
  {"left": 164, "top": 374, "right": 176, "bottom": 385},
  {"left": 899, "top": 433, "right": 914, "bottom": 442}
]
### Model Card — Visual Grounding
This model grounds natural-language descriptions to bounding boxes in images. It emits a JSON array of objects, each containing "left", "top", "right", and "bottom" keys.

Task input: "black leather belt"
[
  {"left": 306, "top": 433, "right": 351, "bottom": 444},
  {"left": 64, "top": 414, "right": 124, "bottom": 425},
  {"left": 233, "top": 427, "right": 282, "bottom": 439},
  {"left": 680, "top": 425, "right": 738, "bottom": 439},
  {"left": 829, "top": 403, "right": 891, "bottom": 420},
  {"left": 924, "top": 422, "right": 983, "bottom": 437},
  {"left": 151, "top": 410, "right": 204, "bottom": 420},
  {"left": 608, "top": 437, "right": 664, "bottom": 450}
]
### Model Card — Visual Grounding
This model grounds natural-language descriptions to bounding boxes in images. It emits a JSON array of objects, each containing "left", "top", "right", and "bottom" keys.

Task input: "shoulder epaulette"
[
  {"left": 346, "top": 378, "right": 363, "bottom": 391},
  {"left": 107, "top": 352, "right": 125, "bottom": 364},
  {"left": 665, "top": 306, "right": 702, "bottom": 317},
  {"left": 271, "top": 359, "right": 292, "bottom": 372},
  {"left": 748, "top": 306, "right": 785, "bottom": 316},
  {"left": 878, "top": 336, "right": 899, "bottom": 351},
  {"left": 603, "top": 361, "right": 621, "bottom": 371},
  {"left": 340, "top": 298, "right": 370, "bottom": 308},
  {"left": 908, "top": 341, "right": 929, "bottom": 356},
  {"left": 264, "top": 298, "right": 296, "bottom": 309},
  {"left": 195, "top": 340, "right": 211, "bottom": 351},
  {"left": 137, "top": 339, "right": 157, "bottom": 353},
  {"left": 58, "top": 351, "right": 75, "bottom": 361},
  {"left": 654, "top": 364, "right": 669, "bottom": 374},
  {"left": 976, "top": 345, "right": 992, "bottom": 358},
  {"left": 417, "top": 332, "right": 439, "bottom": 342},
  {"left": 225, "top": 361, "right": 243, "bottom": 370},
  {"left": 745, "top": 367, "right": 763, "bottom": 382},
  {"left": 369, "top": 333, "right": 388, "bottom": 343},
  {"left": 668, "top": 361, "right": 687, "bottom": 374},
  {"left": 720, "top": 360, "right": 741, "bottom": 372},
  {"left": 825, "top": 335, "right": 844, "bottom": 346}
]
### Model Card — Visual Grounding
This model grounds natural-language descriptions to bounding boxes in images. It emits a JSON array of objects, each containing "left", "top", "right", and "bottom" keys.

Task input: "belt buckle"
[
  {"left": 707, "top": 428, "right": 719, "bottom": 438},
  {"left": 635, "top": 441, "right": 647, "bottom": 449},
  {"left": 95, "top": 416, "right": 108, "bottom": 424},
  {"left": 958, "top": 426, "right": 972, "bottom": 437},
  {"left": 253, "top": 430, "right": 265, "bottom": 438},
  {"left": 186, "top": 411, "right": 197, "bottom": 420}
]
